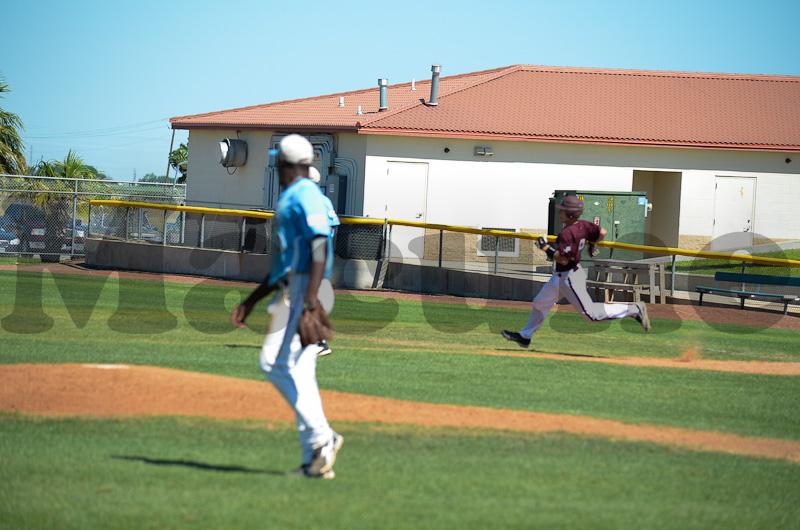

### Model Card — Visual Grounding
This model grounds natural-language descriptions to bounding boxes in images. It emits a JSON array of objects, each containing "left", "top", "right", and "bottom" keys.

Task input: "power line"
[{"left": 24, "top": 119, "right": 170, "bottom": 139}]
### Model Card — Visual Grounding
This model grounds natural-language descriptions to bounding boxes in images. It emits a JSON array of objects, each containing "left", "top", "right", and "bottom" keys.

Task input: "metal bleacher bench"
[
  {"left": 586, "top": 259, "right": 667, "bottom": 304},
  {"left": 696, "top": 272, "right": 800, "bottom": 315}
]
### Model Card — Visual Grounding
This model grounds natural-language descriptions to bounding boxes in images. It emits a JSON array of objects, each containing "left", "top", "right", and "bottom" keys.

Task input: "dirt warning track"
[{"left": 2, "top": 363, "right": 799, "bottom": 464}]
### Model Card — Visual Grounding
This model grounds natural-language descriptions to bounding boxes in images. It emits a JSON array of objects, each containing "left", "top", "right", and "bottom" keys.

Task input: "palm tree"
[
  {"left": 24, "top": 151, "right": 96, "bottom": 261},
  {"left": 169, "top": 142, "right": 188, "bottom": 183},
  {"left": 0, "top": 72, "right": 27, "bottom": 175}
]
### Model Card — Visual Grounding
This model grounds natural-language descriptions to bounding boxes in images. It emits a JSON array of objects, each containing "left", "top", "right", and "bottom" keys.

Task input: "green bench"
[{"left": 696, "top": 272, "right": 800, "bottom": 315}]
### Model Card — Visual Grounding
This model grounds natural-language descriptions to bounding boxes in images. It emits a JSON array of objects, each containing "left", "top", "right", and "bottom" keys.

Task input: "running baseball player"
[
  {"left": 231, "top": 134, "right": 342, "bottom": 478},
  {"left": 502, "top": 195, "right": 650, "bottom": 348}
]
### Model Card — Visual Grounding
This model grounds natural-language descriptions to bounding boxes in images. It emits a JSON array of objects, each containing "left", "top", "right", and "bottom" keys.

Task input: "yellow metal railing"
[
  {"left": 89, "top": 200, "right": 800, "bottom": 269},
  {"left": 90, "top": 200, "right": 276, "bottom": 220}
]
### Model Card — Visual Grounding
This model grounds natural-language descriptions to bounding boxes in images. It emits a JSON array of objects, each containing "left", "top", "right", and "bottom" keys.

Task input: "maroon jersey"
[{"left": 555, "top": 220, "right": 600, "bottom": 272}]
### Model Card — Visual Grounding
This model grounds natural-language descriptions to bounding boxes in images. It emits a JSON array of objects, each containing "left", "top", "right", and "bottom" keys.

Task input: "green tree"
[
  {"left": 139, "top": 172, "right": 173, "bottom": 183},
  {"left": 84, "top": 165, "right": 109, "bottom": 180},
  {"left": 0, "top": 72, "right": 27, "bottom": 175},
  {"left": 21, "top": 150, "right": 98, "bottom": 261},
  {"left": 169, "top": 142, "right": 187, "bottom": 183}
]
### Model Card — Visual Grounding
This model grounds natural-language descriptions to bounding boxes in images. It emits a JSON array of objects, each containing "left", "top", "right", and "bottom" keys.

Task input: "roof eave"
[
  {"left": 357, "top": 128, "right": 800, "bottom": 152},
  {"left": 170, "top": 123, "right": 360, "bottom": 134}
]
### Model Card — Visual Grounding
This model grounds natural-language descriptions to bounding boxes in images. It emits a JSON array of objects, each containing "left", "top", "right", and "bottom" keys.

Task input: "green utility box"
[{"left": 548, "top": 190, "right": 648, "bottom": 262}]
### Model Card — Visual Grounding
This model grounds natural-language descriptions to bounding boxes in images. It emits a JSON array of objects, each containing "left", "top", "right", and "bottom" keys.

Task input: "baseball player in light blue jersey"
[
  {"left": 307, "top": 166, "right": 334, "bottom": 356},
  {"left": 231, "top": 134, "right": 342, "bottom": 479}
]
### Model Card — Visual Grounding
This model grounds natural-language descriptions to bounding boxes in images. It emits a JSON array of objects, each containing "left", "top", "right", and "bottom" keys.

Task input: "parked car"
[
  {"left": 0, "top": 224, "right": 21, "bottom": 254},
  {"left": 61, "top": 222, "right": 87, "bottom": 254},
  {"left": 165, "top": 212, "right": 184, "bottom": 245},
  {"left": 131, "top": 224, "right": 164, "bottom": 244},
  {"left": 90, "top": 210, "right": 163, "bottom": 243},
  {"left": 0, "top": 203, "right": 47, "bottom": 255}
]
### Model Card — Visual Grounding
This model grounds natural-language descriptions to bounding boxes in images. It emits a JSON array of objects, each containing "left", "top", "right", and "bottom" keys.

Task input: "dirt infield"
[
  {"left": 3, "top": 261, "right": 800, "bottom": 464},
  {"left": 2, "top": 363, "right": 800, "bottom": 464}
]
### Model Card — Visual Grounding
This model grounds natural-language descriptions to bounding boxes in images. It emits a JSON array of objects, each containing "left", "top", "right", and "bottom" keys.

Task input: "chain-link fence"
[
  {"left": 90, "top": 204, "right": 392, "bottom": 259},
  {"left": 89, "top": 202, "right": 272, "bottom": 255},
  {"left": 333, "top": 221, "right": 385, "bottom": 260},
  {"left": 0, "top": 175, "right": 185, "bottom": 261}
]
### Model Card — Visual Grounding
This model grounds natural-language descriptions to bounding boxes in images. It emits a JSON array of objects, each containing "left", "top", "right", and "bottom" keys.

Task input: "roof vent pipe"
[
  {"left": 378, "top": 78, "right": 388, "bottom": 111},
  {"left": 429, "top": 64, "right": 442, "bottom": 106}
]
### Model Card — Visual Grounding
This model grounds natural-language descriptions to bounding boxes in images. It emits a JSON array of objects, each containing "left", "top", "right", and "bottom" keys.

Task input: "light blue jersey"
[{"left": 268, "top": 178, "right": 339, "bottom": 285}]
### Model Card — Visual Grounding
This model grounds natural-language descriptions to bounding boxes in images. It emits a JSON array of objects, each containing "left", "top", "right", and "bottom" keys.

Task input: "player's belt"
[{"left": 555, "top": 265, "right": 580, "bottom": 277}]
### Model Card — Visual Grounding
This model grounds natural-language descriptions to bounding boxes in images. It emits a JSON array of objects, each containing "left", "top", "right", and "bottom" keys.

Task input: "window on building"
[{"left": 478, "top": 227, "right": 519, "bottom": 257}]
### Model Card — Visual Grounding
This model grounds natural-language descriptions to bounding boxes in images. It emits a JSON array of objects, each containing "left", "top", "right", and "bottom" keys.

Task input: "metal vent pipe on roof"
[
  {"left": 429, "top": 64, "right": 442, "bottom": 106},
  {"left": 378, "top": 78, "right": 388, "bottom": 111}
]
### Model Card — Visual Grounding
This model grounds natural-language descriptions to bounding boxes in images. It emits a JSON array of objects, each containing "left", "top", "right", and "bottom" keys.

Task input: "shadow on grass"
[
  {"left": 112, "top": 455, "right": 284, "bottom": 475},
  {"left": 535, "top": 350, "right": 607, "bottom": 359},
  {"left": 497, "top": 347, "right": 607, "bottom": 359}
]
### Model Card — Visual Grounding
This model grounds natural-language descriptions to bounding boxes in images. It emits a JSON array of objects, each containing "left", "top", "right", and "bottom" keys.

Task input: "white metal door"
[
  {"left": 712, "top": 177, "right": 755, "bottom": 250},
  {"left": 386, "top": 162, "right": 428, "bottom": 259}
]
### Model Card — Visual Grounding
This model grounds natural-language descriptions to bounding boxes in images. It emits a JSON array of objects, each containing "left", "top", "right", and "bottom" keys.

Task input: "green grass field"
[{"left": 1, "top": 269, "right": 799, "bottom": 529}]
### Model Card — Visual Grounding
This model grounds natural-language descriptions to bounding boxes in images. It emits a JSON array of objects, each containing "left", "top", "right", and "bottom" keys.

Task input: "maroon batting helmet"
[{"left": 555, "top": 195, "right": 584, "bottom": 217}]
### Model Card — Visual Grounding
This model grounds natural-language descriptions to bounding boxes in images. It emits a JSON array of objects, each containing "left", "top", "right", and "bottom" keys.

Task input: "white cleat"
[
  {"left": 285, "top": 465, "right": 336, "bottom": 479},
  {"left": 308, "top": 433, "right": 344, "bottom": 476}
]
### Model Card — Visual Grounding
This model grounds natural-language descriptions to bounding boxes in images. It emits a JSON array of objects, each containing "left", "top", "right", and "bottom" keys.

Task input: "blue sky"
[{"left": 3, "top": 0, "right": 799, "bottom": 181}]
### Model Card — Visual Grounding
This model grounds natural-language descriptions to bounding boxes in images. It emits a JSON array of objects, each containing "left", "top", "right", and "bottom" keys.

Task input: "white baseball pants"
[
  {"left": 259, "top": 274, "right": 334, "bottom": 464},
  {"left": 520, "top": 264, "right": 640, "bottom": 339}
]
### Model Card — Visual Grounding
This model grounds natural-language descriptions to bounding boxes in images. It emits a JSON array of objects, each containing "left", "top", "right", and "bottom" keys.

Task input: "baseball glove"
[
  {"left": 298, "top": 302, "right": 333, "bottom": 348},
  {"left": 588, "top": 242, "right": 600, "bottom": 258}
]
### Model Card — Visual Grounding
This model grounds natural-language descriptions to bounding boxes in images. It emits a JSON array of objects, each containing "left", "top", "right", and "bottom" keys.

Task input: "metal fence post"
[
  {"left": 671, "top": 255, "right": 677, "bottom": 296},
  {"left": 163, "top": 209, "right": 168, "bottom": 246},
  {"left": 494, "top": 236, "right": 499, "bottom": 274},
  {"left": 71, "top": 178, "right": 78, "bottom": 255},
  {"left": 240, "top": 217, "right": 247, "bottom": 252},
  {"left": 438, "top": 230, "right": 443, "bottom": 268},
  {"left": 125, "top": 207, "right": 130, "bottom": 241},
  {"left": 375, "top": 218, "right": 390, "bottom": 289},
  {"left": 180, "top": 210, "right": 186, "bottom": 246},
  {"left": 200, "top": 213, "right": 205, "bottom": 249},
  {"left": 386, "top": 221, "right": 393, "bottom": 262}
]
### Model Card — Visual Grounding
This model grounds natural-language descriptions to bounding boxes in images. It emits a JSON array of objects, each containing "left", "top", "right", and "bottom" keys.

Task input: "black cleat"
[
  {"left": 317, "top": 340, "right": 332, "bottom": 357},
  {"left": 633, "top": 302, "right": 651, "bottom": 331},
  {"left": 501, "top": 330, "right": 531, "bottom": 348}
]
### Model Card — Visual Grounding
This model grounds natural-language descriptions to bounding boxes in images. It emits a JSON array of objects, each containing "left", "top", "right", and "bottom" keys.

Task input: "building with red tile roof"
[{"left": 171, "top": 64, "right": 800, "bottom": 254}]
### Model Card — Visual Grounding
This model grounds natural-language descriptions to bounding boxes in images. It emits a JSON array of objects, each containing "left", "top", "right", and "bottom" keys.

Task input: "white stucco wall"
[
  {"left": 679, "top": 169, "right": 800, "bottom": 242},
  {"left": 182, "top": 128, "right": 800, "bottom": 248},
  {"left": 359, "top": 135, "right": 800, "bottom": 246},
  {"left": 361, "top": 136, "right": 633, "bottom": 230},
  {"left": 185, "top": 130, "right": 274, "bottom": 209}
]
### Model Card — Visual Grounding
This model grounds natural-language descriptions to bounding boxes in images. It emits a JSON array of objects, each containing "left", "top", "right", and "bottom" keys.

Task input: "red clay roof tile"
[{"left": 170, "top": 65, "right": 800, "bottom": 151}]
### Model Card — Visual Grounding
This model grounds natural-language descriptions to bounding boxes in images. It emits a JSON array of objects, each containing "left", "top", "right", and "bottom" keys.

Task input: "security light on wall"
[{"left": 219, "top": 138, "right": 248, "bottom": 168}]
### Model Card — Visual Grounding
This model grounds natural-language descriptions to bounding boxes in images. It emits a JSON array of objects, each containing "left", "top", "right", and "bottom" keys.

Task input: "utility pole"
[{"left": 133, "top": 168, "right": 137, "bottom": 182}]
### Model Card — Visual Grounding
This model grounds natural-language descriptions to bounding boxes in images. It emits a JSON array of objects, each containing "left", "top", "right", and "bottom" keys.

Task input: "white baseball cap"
[
  {"left": 274, "top": 134, "right": 313, "bottom": 165},
  {"left": 308, "top": 166, "right": 321, "bottom": 184}
]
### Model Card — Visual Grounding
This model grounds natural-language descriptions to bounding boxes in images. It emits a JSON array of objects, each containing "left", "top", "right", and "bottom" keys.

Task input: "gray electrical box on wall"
[
  {"left": 325, "top": 174, "right": 348, "bottom": 214},
  {"left": 548, "top": 190, "right": 648, "bottom": 261}
]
